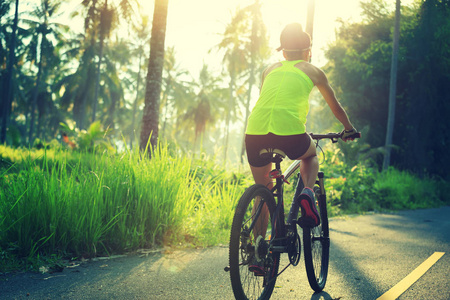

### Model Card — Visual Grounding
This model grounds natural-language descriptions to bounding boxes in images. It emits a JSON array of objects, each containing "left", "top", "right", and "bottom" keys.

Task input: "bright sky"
[
  {"left": 21, "top": 0, "right": 412, "bottom": 78},
  {"left": 141, "top": 0, "right": 366, "bottom": 76}
]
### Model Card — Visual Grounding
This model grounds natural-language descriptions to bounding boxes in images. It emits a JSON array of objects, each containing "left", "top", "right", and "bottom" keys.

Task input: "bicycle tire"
[
  {"left": 303, "top": 185, "right": 330, "bottom": 292},
  {"left": 229, "top": 184, "right": 281, "bottom": 300}
]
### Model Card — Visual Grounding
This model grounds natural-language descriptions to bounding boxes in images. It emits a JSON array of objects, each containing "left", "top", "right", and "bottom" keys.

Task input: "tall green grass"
[
  {"left": 1, "top": 143, "right": 448, "bottom": 272},
  {"left": 0, "top": 144, "right": 245, "bottom": 266},
  {"left": 323, "top": 163, "right": 448, "bottom": 215},
  {"left": 374, "top": 168, "right": 447, "bottom": 210}
]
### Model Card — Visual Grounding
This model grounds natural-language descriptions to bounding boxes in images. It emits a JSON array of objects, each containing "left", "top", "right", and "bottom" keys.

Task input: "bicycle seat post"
[{"left": 272, "top": 154, "right": 283, "bottom": 171}]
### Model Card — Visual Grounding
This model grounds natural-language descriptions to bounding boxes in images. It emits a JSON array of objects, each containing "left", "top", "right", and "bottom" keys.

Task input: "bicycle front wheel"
[
  {"left": 229, "top": 184, "right": 280, "bottom": 300},
  {"left": 303, "top": 185, "right": 330, "bottom": 292}
]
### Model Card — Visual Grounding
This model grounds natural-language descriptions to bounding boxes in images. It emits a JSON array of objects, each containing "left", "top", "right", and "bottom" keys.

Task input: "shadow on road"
[
  {"left": 329, "top": 238, "right": 383, "bottom": 299},
  {"left": 0, "top": 247, "right": 233, "bottom": 299},
  {"left": 310, "top": 290, "right": 333, "bottom": 299},
  {"left": 326, "top": 206, "right": 450, "bottom": 299}
]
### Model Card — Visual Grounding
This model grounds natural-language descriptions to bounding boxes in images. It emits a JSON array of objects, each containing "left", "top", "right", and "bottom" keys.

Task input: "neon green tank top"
[{"left": 246, "top": 60, "right": 314, "bottom": 135}]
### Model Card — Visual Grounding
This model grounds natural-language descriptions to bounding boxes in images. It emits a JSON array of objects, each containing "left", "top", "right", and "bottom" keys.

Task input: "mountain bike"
[{"left": 225, "top": 132, "right": 360, "bottom": 300}]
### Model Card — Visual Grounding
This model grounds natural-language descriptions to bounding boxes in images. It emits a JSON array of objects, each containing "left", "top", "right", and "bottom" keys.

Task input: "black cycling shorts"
[{"left": 245, "top": 133, "right": 311, "bottom": 167}]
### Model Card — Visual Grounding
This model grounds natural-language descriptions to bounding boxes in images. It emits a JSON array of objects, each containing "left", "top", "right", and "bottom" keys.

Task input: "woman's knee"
[{"left": 298, "top": 138, "right": 317, "bottom": 160}]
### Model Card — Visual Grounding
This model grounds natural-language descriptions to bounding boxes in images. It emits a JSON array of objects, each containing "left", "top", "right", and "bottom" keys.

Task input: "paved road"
[{"left": 1, "top": 206, "right": 449, "bottom": 299}]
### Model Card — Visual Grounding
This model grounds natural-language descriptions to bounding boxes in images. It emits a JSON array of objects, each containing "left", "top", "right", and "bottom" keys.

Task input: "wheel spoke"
[
  {"left": 229, "top": 185, "right": 280, "bottom": 300},
  {"left": 303, "top": 185, "right": 330, "bottom": 292}
]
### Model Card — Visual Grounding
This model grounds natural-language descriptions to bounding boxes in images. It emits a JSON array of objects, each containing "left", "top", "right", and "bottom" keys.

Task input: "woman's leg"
[
  {"left": 249, "top": 163, "right": 272, "bottom": 238},
  {"left": 250, "top": 163, "right": 273, "bottom": 190},
  {"left": 296, "top": 136, "right": 319, "bottom": 189},
  {"left": 295, "top": 136, "right": 320, "bottom": 226}
]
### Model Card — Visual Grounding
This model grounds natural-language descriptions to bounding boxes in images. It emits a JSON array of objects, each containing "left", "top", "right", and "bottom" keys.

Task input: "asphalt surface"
[{"left": 1, "top": 206, "right": 449, "bottom": 300}]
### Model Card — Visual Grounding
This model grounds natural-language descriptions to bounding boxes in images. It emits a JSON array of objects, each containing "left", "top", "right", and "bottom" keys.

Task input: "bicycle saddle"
[{"left": 259, "top": 148, "right": 286, "bottom": 163}]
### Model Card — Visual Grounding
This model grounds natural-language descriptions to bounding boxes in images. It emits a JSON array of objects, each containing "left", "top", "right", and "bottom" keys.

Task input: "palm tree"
[
  {"left": 98, "top": 37, "right": 129, "bottom": 131},
  {"left": 180, "top": 64, "right": 226, "bottom": 154},
  {"left": 217, "top": 7, "right": 251, "bottom": 162},
  {"left": 67, "top": 0, "right": 98, "bottom": 130},
  {"left": 91, "top": 0, "right": 112, "bottom": 123},
  {"left": 70, "top": 0, "right": 135, "bottom": 129},
  {"left": 91, "top": 0, "right": 136, "bottom": 124},
  {"left": 239, "top": 0, "right": 270, "bottom": 163},
  {"left": 129, "top": 14, "right": 150, "bottom": 149},
  {"left": 383, "top": 0, "right": 400, "bottom": 170},
  {"left": 140, "top": 0, "right": 169, "bottom": 154},
  {"left": 305, "top": 0, "right": 316, "bottom": 39},
  {"left": 160, "top": 46, "right": 189, "bottom": 140},
  {"left": 182, "top": 91, "right": 210, "bottom": 153},
  {"left": 60, "top": 35, "right": 129, "bottom": 140},
  {"left": 0, "top": 0, "right": 19, "bottom": 144},
  {"left": 24, "top": 0, "right": 67, "bottom": 143}
]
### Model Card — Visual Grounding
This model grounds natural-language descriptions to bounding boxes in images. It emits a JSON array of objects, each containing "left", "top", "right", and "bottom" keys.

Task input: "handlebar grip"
[{"left": 345, "top": 132, "right": 361, "bottom": 140}]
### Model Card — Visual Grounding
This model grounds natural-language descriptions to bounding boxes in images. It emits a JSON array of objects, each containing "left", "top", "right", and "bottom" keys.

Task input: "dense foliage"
[
  {"left": 2, "top": 0, "right": 449, "bottom": 174},
  {"left": 325, "top": 0, "right": 450, "bottom": 179},
  {"left": 0, "top": 0, "right": 269, "bottom": 164}
]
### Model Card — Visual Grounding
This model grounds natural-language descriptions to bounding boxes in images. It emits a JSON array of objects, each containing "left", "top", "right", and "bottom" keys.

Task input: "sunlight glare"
[
  {"left": 140, "top": 0, "right": 365, "bottom": 76},
  {"left": 28, "top": 0, "right": 409, "bottom": 76}
]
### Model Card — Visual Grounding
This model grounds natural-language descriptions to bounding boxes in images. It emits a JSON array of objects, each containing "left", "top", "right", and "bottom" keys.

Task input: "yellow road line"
[{"left": 377, "top": 252, "right": 445, "bottom": 300}]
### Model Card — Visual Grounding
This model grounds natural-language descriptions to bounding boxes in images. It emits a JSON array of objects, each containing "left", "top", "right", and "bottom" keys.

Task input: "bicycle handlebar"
[{"left": 310, "top": 132, "right": 361, "bottom": 143}]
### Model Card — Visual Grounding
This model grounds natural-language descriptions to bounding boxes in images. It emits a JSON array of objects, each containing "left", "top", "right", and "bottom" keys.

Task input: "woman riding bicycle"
[{"left": 245, "top": 23, "right": 357, "bottom": 241}]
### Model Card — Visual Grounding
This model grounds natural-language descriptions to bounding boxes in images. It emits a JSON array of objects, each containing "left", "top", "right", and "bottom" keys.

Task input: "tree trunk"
[
  {"left": 29, "top": 35, "right": 45, "bottom": 145},
  {"left": 240, "top": 69, "right": 254, "bottom": 164},
  {"left": 140, "top": 0, "right": 169, "bottom": 154},
  {"left": 92, "top": 0, "right": 108, "bottom": 124},
  {"left": 1, "top": 0, "right": 19, "bottom": 144},
  {"left": 130, "top": 51, "right": 143, "bottom": 150},
  {"left": 92, "top": 36, "right": 103, "bottom": 124},
  {"left": 382, "top": 0, "right": 400, "bottom": 170},
  {"left": 224, "top": 76, "right": 234, "bottom": 164},
  {"left": 161, "top": 75, "right": 172, "bottom": 139},
  {"left": 240, "top": 6, "right": 258, "bottom": 164},
  {"left": 305, "top": 0, "right": 315, "bottom": 41}
]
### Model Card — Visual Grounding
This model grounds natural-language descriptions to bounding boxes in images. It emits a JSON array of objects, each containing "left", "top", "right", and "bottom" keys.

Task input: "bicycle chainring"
[
  {"left": 255, "top": 235, "right": 269, "bottom": 262},
  {"left": 287, "top": 229, "right": 301, "bottom": 266}
]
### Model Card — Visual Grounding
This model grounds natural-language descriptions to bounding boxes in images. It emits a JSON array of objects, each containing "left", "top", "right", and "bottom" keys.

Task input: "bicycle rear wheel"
[
  {"left": 303, "top": 185, "right": 330, "bottom": 292},
  {"left": 229, "top": 184, "right": 281, "bottom": 300}
]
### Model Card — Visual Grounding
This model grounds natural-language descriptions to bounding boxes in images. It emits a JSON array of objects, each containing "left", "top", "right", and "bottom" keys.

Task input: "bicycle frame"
[
  {"left": 284, "top": 160, "right": 302, "bottom": 182},
  {"left": 264, "top": 150, "right": 327, "bottom": 281},
  {"left": 269, "top": 155, "right": 289, "bottom": 238},
  {"left": 269, "top": 157, "right": 303, "bottom": 218},
  {"left": 267, "top": 138, "right": 329, "bottom": 249}
]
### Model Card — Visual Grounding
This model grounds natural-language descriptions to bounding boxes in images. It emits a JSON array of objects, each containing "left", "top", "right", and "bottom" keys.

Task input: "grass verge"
[{"left": 1, "top": 144, "right": 448, "bottom": 273}]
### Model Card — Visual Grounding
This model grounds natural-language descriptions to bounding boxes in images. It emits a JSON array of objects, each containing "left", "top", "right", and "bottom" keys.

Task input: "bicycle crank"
[{"left": 287, "top": 229, "right": 301, "bottom": 266}]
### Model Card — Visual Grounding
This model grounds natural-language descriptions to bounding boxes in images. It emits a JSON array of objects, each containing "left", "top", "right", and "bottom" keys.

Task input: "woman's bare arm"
[{"left": 313, "top": 67, "right": 354, "bottom": 130}]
